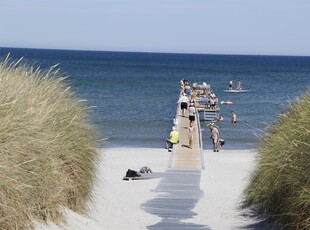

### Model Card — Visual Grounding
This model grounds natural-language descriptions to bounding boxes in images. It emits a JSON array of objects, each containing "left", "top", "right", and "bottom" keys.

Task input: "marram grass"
[
  {"left": 244, "top": 89, "right": 310, "bottom": 230},
  {"left": 0, "top": 55, "right": 99, "bottom": 229}
]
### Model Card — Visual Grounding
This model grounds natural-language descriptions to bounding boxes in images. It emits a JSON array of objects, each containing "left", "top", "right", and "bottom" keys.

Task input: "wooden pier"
[
  {"left": 141, "top": 89, "right": 209, "bottom": 229},
  {"left": 169, "top": 102, "right": 205, "bottom": 169}
]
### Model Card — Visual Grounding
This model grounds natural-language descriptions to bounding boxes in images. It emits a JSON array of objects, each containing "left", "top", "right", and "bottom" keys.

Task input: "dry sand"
[{"left": 35, "top": 147, "right": 263, "bottom": 230}]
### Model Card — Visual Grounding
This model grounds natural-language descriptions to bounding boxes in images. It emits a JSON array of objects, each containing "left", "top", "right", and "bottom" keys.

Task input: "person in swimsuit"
[
  {"left": 188, "top": 122, "right": 195, "bottom": 149},
  {"left": 231, "top": 112, "right": 237, "bottom": 124}
]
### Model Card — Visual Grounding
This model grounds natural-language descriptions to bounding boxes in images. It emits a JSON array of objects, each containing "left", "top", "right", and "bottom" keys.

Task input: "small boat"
[{"left": 223, "top": 89, "right": 249, "bottom": 93}]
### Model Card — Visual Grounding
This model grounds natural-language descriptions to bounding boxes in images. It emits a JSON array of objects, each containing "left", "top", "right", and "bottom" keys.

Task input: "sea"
[{"left": 1, "top": 47, "right": 309, "bottom": 150}]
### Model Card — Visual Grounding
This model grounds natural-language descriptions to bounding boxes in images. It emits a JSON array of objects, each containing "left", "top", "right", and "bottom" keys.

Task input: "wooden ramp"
[
  {"left": 141, "top": 169, "right": 210, "bottom": 229},
  {"left": 169, "top": 105, "right": 205, "bottom": 169}
]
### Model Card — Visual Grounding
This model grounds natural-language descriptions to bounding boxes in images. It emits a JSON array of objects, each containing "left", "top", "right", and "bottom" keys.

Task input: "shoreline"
[{"left": 36, "top": 147, "right": 263, "bottom": 230}]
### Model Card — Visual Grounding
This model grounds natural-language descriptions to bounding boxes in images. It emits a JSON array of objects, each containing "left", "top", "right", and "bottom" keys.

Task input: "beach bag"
[{"left": 126, "top": 169, "right": 139, "bottom": 177}]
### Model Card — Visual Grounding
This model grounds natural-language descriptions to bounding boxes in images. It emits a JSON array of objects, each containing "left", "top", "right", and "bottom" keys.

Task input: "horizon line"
[{"left": 1, "top": 46, "right": 310, "bottom": 58}]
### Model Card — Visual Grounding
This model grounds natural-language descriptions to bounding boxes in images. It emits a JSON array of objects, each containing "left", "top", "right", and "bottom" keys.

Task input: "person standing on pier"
[
  {"left": 210, "top": 125, "right": 219, "bottom": 152},
  {"left": 177, "top": 93, "right": 189, "bottom": 117}
]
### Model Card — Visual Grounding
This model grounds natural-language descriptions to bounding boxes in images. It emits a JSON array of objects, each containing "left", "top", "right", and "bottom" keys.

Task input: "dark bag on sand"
[{"left": 126, "top": 169, "right": 140, "bottom": 177}]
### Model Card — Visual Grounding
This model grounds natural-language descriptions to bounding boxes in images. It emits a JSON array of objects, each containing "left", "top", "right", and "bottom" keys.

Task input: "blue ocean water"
[{"left": 1, "top": 48, "right": 310, "bottom": 149}]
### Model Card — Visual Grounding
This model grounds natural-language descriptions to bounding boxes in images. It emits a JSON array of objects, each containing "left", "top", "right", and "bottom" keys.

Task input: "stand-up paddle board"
[{"left": 223, "top": 90, "right": 249, "bottom": 93}]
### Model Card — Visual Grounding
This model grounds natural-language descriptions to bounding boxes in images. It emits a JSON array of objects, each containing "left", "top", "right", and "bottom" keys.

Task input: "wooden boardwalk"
[
  {"left": 169, "top": 104, "right": 205, "bottom": 169},
  {"left": 141, "top": 91, "right": 209, "bottom": 229}
]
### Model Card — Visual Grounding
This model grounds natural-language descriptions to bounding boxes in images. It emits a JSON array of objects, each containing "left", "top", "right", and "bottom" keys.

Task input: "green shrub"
[
  {"left": 0, "top": 55, "right": 99, "bottom": 229},
  {"left": 244, "top": 89, "right": 310, "bottom": 229}
]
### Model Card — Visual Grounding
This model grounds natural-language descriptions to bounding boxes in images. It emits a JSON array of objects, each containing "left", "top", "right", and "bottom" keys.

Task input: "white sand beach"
[{"left": 36, "top": 147, "right": 261, "bottom": 230}]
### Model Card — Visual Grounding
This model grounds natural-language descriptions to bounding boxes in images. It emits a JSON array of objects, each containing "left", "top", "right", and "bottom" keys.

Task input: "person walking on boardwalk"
[
  {"left": 188, "top": 103, "right": 196, "bottom": 125},
  {"left": 210, "top": 125, "right": 219, "bottom": 152},
  {"left": 177, "top": 93, "right": 189, "bottom": 117},
  {"left": 165, "top": 126, "right": 180, "bottom": 150},
  {"left": 188, "top": 122, "right": 195, "bottom": 149}
]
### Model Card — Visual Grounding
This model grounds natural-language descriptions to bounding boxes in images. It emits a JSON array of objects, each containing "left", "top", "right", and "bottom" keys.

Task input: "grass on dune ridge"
[
  {"left": 244, "top": 89, "right": 310, "bottom": 229},
  {"left": 0, "top": 55, "right": 99, "bottom": 229}
]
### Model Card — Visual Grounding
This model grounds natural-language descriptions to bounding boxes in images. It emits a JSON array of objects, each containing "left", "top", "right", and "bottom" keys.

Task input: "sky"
[{"left": 0, "top": 0, "right": 310, "bottom": 56}]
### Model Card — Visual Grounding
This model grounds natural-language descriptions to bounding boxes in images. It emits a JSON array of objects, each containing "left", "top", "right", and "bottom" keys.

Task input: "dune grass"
[
  {"left": 243, "top": 89, "right": 310, "bottom": 229},
  {"left": 0, "top": 55, "right": 99, "bottom": 229}
]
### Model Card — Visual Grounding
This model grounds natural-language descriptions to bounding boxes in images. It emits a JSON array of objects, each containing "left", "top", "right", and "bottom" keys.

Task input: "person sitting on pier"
[
  {"left": 209, "top": 91, "right": 218, "bottom": 109},
  {"left": 192, "top": 82, "right": 199, "bottom": 90},
  {"left": 165, "top": 126, "right": 180, "bottom": 150},
  {"left": 210, "top": 97, "right": 219, "bottom": 108},
  {"left": 203, "top": 89, "right": 209, "bottom": 98},
  {"left": 210, "top": 90, "right": 216, "bottom": 98}
]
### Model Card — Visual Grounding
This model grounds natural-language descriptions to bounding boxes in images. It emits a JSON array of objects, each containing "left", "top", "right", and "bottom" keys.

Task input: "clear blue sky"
[{"left": 1, "top": 0, "right": 309, "bottom": 56}]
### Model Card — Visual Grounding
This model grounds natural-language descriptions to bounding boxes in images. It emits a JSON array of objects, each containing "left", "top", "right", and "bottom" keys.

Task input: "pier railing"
[{"left": 196, "top": 109, "right": 205, "bottom": 170}]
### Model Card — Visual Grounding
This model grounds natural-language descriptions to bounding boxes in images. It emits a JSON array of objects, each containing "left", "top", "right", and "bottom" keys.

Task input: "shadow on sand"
[{"left": 141, "top": 169, "right": 210, "bottom": 230}]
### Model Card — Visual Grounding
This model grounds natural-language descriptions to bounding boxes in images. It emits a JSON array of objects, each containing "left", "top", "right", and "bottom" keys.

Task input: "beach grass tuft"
[
  {"left": 0, "top": 55, "right": 99, "bottom": 229},
  {"left": 243, "top": 89, "right": 310, "bottom": 229}
]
